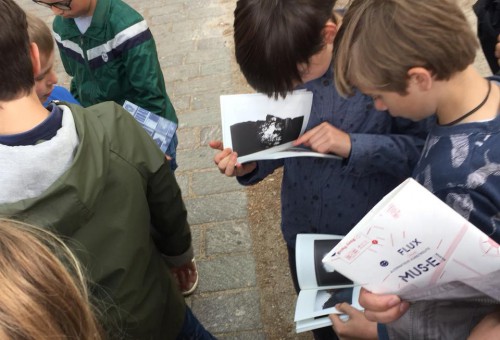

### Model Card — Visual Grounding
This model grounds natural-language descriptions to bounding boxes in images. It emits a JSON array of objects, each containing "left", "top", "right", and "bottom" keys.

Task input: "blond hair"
[
  {"left": 0, "top": 218, "right": 103, "bottom": 339},
  {"left": 334, "top": 0, "right": 479, "bottom": 96},
  {"left": 26, "top": 13, "right": 54, "bottom": 57}
]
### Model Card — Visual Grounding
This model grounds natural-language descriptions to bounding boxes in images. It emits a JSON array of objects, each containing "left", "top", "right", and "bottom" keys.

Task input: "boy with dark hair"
[
  {"left": 32, "top": 0, "right": 179, "bottom": 170},
  {"left": 0, "top": 0, "right": 212, "bottom": 338},
  {"left": 211, "top": 0, "right": 430, "bottom": 338},
  {"left": 334, "top": 0, "right": 500, "bottom": 338}
]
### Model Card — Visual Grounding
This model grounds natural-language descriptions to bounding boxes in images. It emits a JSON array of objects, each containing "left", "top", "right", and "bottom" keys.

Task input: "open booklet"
[
  {"left": 322, "top": 178, "right": 500, "bottom": 301},
  {"left": 220, "top": 91, "right": 342, "bottom": 164},
  {"left": 122, "top": 100, "right": 177, "bottom": 153},
  {"left": 294, "top": 234, "right": 362, "bottom": 333}
]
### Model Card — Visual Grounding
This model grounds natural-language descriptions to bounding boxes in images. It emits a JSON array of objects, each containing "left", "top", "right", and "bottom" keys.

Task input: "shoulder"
[
  {"left": 73, "top": 102, "right": 165, "bottom": 169},
  {"left": 82, "top": 101, "right": 144, "bottom": 136},
  {"left": 108, "top": 0, "right": 145, "bottom": 30}
]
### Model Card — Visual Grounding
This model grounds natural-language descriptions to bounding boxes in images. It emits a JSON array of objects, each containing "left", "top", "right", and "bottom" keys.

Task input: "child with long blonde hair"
[{"left": 0, "top": 218, "right": 103, "bottom": 339}]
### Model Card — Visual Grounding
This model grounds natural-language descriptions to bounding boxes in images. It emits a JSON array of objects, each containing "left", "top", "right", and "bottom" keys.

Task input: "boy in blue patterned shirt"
[{"left": 334, "top": 0, "right": 500, "bottom": 338}]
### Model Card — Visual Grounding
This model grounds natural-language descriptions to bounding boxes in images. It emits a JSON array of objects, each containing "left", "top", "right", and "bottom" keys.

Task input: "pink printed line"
[
  {"left": 451, "top": 259, "right": 482, "bottom": 276},
  {"left": 429, "top": 223, "right": 469, "bottom": 284}
]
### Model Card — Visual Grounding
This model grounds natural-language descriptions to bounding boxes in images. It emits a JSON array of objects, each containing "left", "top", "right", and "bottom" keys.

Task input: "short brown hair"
[
  {"left": 234, "top": 0, "right": 337, "bottom": 98},
  {"left": 334, "top": 0, "right": 479, "bottom": 96},
  {"left": 0, "top": 0, "right": 35, "bottom": 101},
  {"left": 27, "top": 13, "right": 55, "bottom": 57}
]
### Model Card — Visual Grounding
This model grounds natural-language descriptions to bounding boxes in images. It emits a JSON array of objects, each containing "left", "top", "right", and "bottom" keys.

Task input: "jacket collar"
[
  {"left": 0, "top": 104, "right": 110, "bottom": 236},
  {"left": 55, "top": 0, "right": 111, "bottom": 41}
]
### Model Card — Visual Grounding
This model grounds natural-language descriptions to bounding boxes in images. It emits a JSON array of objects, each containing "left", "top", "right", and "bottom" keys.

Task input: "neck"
[
  {"left": 436, "top": 65, "right": 499, "bottom": 125},
  {"left": 86, "top": 0, "right": 98, "bottom": 17},
  {"left": 0, "top": 91, "right": 49, "bottom": 135}
]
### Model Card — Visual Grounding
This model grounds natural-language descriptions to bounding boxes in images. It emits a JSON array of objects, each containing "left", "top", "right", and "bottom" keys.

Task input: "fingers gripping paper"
[{"left": 322, "top": 178, "right": 500, "bottom": 298}]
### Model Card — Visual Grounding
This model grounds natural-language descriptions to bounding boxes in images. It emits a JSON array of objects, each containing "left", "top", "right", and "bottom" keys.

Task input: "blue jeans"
[
  {"left": 176, "top": 307, "right": 217, "bottom": 340},
  {"left": 165, "top": 133, "right": 178, "bottom": 171}
]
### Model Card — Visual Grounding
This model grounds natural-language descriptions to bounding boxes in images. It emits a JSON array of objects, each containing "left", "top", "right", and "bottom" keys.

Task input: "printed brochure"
[
  {"left": 322, "top": 178, "right": 500, "bottom": 300},
  {"left": 220, "top": 92, "right": 342, "bottom": 164},
  {"left": 294, "top": 234, "right": 362, "bottom": 333},
  {"left": 123, "top": 100, "right": 177, "bottom": 153}
]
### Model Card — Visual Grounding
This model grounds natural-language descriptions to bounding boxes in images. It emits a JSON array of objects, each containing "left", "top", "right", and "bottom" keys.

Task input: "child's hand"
[
  {"left": 169, "top": 259, "right": 198, "bottom": 294},
  {"left": 468, "top": 309, "right": 500, "bottom": 340},
  {"left": 358, "top": 288, "right": 409, "bottom": 324},
  {"left": 209, "top": 140, "right": 256, "bottom": 177},
  {"left": 329, "top": 303, "right": 378, "bottom": 340},
  {"left": 293, "top": 122, "right": 351, "bottom": 158}
]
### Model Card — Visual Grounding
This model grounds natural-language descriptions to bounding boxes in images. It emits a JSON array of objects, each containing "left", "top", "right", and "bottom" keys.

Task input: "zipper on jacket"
[{"left": 80, "top": 34, "right": 99, "bottom": 104}]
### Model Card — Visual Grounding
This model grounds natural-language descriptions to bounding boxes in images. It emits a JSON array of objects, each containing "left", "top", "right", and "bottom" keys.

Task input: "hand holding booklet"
[
  {"left": 294, "top": 234, "right": 362, "bottom": 333},
  {"left": 220, "top": 91, "right": 342, "bottom": 164},
  {"left": 322, "top": 178, "right": 500, "bottom": 301}
]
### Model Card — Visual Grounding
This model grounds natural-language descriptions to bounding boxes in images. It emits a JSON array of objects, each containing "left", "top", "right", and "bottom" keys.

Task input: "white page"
[
  {"left": 294, "top": 286, "right": 362, "bottom": 322},
  {"left": 322, "top": 178, "right": 500, "bottom": 298},
  {"left": 220, "top": 91, "right": 314, "bottom": 163},
  {"left": 294, "top": 234, "right": 362, "bottom": 330}
]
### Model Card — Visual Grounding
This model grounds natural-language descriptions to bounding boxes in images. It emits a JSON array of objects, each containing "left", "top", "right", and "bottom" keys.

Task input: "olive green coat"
[{"left": 0, "top": 102, "right": 190, "bottom": 339}]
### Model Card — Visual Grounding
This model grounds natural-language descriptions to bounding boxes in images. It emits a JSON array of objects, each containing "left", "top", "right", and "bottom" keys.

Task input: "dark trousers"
[{"left": 176, "top": 306, "right": 217, "bottom": 340}]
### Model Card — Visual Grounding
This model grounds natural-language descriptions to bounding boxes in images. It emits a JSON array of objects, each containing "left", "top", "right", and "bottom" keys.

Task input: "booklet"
[
  {"left": 322, "top": 178, "right": 500, "bottom": 300},
  {"left": 122, "top": 100, "right": 177, "bottom": 153},
  {"left": 294, "top": 234, "right": 362, "bottom": 333},
  {"left": 220, "top": 92, "right": 342, "bottom": 164}
]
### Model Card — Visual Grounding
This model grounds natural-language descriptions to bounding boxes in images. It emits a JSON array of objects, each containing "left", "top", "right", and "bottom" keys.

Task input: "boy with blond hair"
[
  {"left": 334, "top": 0, "right": 500, "bottom": 338},
  {"left": 27, "top": 13, "right": 79, "bottom": 106}
]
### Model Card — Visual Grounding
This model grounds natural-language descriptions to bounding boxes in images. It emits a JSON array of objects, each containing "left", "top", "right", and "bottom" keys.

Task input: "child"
[
  {"left": 210, "top": 0, "right": 429, "bottom": 338},
  {"left": 32, "top": 0, "right": 179, "bottom": 170},
  {"left": 27, "top": 13, "right": 80, "bottom": 106},
  {"left": 334, "top": 0, "right": 500, "bottom": 338},
  {"left": 0, "top": 1, "right": 211, "bottom": 338},
  {"left": 0, "top": 218, "right": 103, "bottom": 339}
]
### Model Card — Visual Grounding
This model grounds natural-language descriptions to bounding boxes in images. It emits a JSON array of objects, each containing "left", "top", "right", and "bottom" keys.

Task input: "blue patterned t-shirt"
[{"left": 413, "top": 112, "right": 500, "bottom": 243}]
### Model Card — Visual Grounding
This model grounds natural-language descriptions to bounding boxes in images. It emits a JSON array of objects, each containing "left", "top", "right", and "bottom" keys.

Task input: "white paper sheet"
[{"left": 322, "top": 178, "right": 500, "bottom": 299}]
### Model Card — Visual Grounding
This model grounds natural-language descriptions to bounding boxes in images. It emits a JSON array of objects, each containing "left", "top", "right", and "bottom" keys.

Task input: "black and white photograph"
[
  {"left": 229, "top": 114, "right": 304, "bottom": 157},
  {"left": 220, "top": 91, "right": 315, "bottom": 163},
  {"left": 314, "top": 239, "right": 353, "bottom": 287},
  {"left": 294, "top": 234, "right": 362, "bottom": 333}
]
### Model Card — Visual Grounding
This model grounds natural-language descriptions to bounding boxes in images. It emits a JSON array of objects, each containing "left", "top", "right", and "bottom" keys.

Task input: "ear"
[
  {"left": 29, "top": 42, "right": 41, "bottom": 78},
  {"left": 323, "top": 20, "right": 338, "bottom": 45},
  {"left": 407, "top": 67, "right": 433, "bottom": 91}
]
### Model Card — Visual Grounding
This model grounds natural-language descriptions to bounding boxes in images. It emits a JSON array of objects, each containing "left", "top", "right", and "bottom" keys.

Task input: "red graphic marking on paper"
[
  {"left": 481, "top": 237, "right": 500, "bottom": 256},
  {"left": 430, "top": 223, "right": 469, "bottom": 284},
  {"left": 337, "top": 233, "right": 372, "bottom": 263},
  {"left": 387, "top": 204, "right": 401, "bottom": 219}
]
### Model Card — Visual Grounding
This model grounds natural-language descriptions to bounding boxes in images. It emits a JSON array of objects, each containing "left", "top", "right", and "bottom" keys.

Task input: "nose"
[
  {"left": 47, "top": 69, "right": 58, "bottom": 86},
  {"left": 373, "top": 98, "right": 388, "bottom": 111}
]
